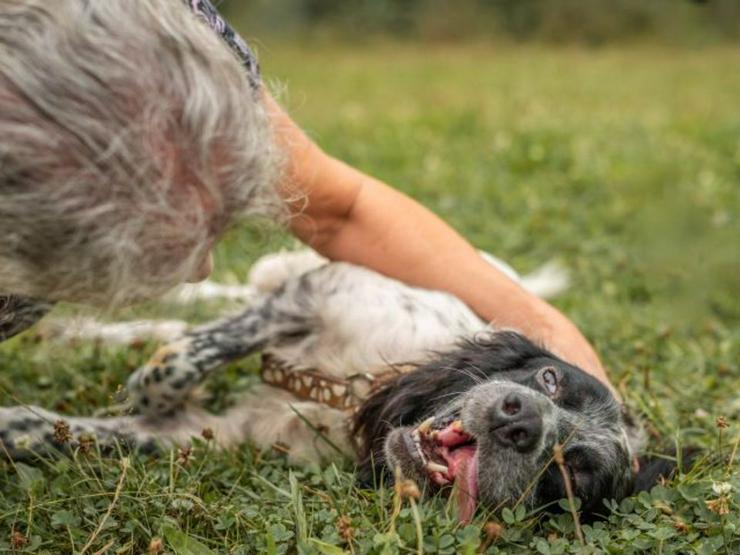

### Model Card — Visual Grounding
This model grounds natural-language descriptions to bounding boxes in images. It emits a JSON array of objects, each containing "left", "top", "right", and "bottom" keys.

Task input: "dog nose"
[{"left": 489, "top": 392, "right": 543, "bottom": 453}]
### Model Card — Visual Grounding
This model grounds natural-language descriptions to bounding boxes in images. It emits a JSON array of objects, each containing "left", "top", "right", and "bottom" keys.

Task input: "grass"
[{"left": 1, "top": 42, "right": 739, "bottom": 554}]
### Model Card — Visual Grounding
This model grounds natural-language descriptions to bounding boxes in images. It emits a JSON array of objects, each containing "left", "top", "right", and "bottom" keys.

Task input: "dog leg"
[
  {"left": 127, "top": 294, "right": 316, "bottom": 417},
  {"left": 218, "top": 384, "right": 352, "bottom": 465},
  {"left": 164, "top": 280, "right": 258, "bottom": 304},
  {"left": 247, "top": 249, "right": 327, "bottom": 294},
  {"left": 38, "top": 317, "right": 188, "bottom": 345},
  {"left": 0, "top": 391, "right": 350, "bottom": 464},
  {"left": 0, "top": 405, "right": 156, "bottom": 460}
]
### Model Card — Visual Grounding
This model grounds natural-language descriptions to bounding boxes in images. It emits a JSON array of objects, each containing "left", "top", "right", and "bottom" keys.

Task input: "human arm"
[
  {"left": 181, "top": 1, "right": 615, "bottom": 397},
  {"left": 266, "top": 94, "right": 616, "bottom": 397}
]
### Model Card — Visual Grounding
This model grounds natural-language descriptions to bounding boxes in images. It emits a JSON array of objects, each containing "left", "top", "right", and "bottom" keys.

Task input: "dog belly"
[{"left": 265, "top": 262, "right": 488, "bottom": 379}]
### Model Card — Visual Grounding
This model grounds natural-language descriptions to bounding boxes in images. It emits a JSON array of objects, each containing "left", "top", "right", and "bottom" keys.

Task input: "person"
[{"left": 0, "top": 0, "right": 615, "bottom": 397}]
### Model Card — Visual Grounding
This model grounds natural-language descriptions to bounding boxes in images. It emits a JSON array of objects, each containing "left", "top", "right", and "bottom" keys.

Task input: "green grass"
[{"left": 1, "top": 43, "right": 739, "bottom": 554}]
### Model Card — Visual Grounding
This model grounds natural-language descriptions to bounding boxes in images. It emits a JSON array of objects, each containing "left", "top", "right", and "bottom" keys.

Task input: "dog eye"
[{"left": 540, "top": 368, "right": 558, "bottom": 395}]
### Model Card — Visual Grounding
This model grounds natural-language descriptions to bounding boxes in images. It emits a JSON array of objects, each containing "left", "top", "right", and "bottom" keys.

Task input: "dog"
[{"left": 0, "top": 249, "right": 680, "bottom": 521}]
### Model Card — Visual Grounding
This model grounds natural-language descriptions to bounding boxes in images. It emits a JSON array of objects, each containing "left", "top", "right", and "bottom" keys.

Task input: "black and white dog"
[{"left": 0, "top": 250, "right": 678, "bottom": 520}]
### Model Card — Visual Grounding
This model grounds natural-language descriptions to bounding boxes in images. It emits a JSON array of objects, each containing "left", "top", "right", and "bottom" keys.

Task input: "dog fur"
[{"left": 1, "top": 250, "right": 683, "bottom": 519}]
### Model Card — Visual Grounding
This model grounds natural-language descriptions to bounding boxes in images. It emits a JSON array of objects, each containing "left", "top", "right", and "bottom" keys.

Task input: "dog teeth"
[
  {"left": 450, "top": 420, "right": 464, "bottom": 431},
  {"left": 417, "top": 417, "right": 435, "bottom": 435},
  {"left": 426, "top": 461, "right": 449, "bottom": 474},
  {"left": 411, "top": 430, "right": 428, "bottom": 464}
]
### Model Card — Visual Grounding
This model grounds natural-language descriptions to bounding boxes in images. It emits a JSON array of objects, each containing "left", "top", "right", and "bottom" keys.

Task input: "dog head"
[{"left": 354, "top": 331, "right": 671, "bottom": 521}]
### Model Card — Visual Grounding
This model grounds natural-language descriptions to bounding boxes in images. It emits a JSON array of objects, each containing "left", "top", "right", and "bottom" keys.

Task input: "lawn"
[{"left": 1, "top": 43, "right": 738, "bottom": 554}]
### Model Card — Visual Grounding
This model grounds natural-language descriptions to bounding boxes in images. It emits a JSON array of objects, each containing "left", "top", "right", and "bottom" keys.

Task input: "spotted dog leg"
[
  {"left": 0, "top": 405, "right": 156, "bottom": 461},
  {"left": 127, "top": 293, "right": 315, "bottom": 417}
]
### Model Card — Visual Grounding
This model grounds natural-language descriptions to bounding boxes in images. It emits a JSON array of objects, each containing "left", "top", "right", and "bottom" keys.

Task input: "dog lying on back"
[{"left": 0, "top": 250, "right": 677, "bottom": 521}]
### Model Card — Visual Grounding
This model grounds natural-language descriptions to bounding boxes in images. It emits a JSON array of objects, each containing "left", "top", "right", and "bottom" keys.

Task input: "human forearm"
[
  {"left": 314, "top": 165, "right": 609, "bottom": 388},
  {"left": 266, "top": 94, "right": 614, "bottom": 396}
]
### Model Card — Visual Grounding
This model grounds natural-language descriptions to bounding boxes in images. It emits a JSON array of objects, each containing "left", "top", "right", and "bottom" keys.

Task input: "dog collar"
[{"left": 260, "top": 354, "right": 416, "bottom": 411}]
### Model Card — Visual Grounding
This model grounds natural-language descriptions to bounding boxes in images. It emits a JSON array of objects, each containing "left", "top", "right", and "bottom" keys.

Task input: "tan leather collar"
[{"left": 260, "top": 354, "right": 416, "bottom": 411}]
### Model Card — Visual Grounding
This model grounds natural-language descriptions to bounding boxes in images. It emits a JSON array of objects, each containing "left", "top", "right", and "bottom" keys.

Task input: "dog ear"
[{"left": 633, "top": 447, "right": 699, "bottom": 493}]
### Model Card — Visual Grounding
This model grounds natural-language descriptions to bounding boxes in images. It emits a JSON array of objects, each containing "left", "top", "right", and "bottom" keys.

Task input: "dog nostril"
[
  {"left": 502, "top": 393, "right": 521, "bottom": 416},
  {"left": 500, "top": 421, "right": 541, "bottom": 453},
  {"left": 490, "top": 394, "right": 543, "bottom": 453}
]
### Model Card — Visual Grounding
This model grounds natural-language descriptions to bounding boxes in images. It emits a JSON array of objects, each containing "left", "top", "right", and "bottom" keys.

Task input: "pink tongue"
[
  {"left": 435, "top": 424, "right": 470, "bottom": 447},
  {"left": 454, "top": 450, "right": 478, "bottom": 523},
  {"left": 433, "top": 422, "right": 478, "bottom": 522}
]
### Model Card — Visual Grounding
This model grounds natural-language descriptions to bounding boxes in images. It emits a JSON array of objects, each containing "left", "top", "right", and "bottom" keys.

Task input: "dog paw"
[
  {"left": 248, "top": 249, "right": 327, "bottom": 293},
  {"left": 127, "top": 339, "right": 200, "bottom": 416}
]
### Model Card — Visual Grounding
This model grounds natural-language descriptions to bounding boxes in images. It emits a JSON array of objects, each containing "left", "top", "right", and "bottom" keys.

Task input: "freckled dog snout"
[{"left": 489, "top": 392, "right": 543, "bottom": 453}]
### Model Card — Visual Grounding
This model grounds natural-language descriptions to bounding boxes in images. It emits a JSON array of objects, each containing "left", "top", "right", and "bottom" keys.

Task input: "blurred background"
[
  {"left": 221, "top": 0, "right": 739, "bottom": 45},
  {"left": 212, "top": 0, "right": 739, "bottom": 332}
]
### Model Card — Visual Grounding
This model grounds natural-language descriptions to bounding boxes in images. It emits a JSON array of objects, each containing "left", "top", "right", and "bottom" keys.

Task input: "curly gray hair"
[{"left": 0, "top": 0, "right": 282, "bottom": 306}]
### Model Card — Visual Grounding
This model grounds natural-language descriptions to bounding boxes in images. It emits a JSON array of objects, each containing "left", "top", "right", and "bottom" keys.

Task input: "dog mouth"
[{"left": 406, "top": 416, "right": 478, "bottom": 522}]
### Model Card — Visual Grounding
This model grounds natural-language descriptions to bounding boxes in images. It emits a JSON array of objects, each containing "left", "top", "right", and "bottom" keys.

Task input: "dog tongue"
[
  {"left": 433, "top": 421, "right": 478, "bottom": 522},
  {"left": 454, "top": 451, "right": 478, "bottom": 523},
  {"left": 435, "top": 422, "right": 470, "bottom": 448}
]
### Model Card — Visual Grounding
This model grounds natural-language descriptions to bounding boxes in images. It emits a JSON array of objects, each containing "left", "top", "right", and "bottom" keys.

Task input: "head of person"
[{"left": 0, "top": 0, "right": 281, "bottom": 306}]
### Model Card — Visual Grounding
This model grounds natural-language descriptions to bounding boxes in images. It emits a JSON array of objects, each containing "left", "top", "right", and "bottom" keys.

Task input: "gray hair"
[{"left": 0, "top": 0, "right": 283, "bottom": 306}]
